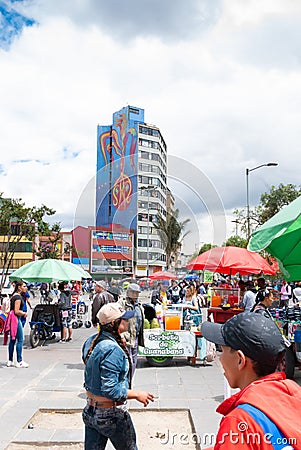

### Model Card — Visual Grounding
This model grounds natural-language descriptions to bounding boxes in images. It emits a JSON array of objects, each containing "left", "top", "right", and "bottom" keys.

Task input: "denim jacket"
[{"left": 82, "top": 331, "right": 129, "bottom": 402}]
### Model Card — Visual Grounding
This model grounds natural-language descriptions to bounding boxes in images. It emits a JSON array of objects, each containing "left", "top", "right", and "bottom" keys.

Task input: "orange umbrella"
[
  {"left": 186, "top": 246, "right": 275, "bottom": 276},
  {"left": 148, "top": 270, "right": 177, "bottom": 280}
]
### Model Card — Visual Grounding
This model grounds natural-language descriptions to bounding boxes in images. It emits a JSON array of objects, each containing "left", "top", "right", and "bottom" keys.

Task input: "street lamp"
[
  {"left": 140, "top": 186, "right": 158, "bottom": 278},
  {"left": 246, "top": 162, "right": 278, "bottom": 240}
]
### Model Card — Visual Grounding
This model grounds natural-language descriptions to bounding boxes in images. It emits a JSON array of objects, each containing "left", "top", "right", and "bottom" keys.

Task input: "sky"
[{"left": 1, "top": 0, "right": 301, "bottom": 254}]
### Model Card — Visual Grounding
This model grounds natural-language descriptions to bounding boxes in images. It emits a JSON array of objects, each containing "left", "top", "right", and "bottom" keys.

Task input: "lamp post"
[
  {"left": 140, "top": 186, "right": 158, "bottom": 278},
  {"left": 246, "top": 162, "right": 278, "bottom": 241}
]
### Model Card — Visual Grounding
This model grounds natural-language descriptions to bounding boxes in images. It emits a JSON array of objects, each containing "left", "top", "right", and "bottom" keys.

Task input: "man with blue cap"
[{"left": 201, "top": 312, "right": 301, "bottom": 449}]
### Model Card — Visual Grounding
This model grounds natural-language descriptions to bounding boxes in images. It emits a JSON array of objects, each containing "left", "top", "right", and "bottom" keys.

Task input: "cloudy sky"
[{"left": 1, "top": 0, "right": 301, "bottom": 253}]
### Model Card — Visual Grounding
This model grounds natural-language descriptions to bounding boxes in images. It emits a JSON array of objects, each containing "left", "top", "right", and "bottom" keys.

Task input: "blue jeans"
[
  {"left": 8, "top": 319, "right": 24, "bottom": 362},
  {"left": 82, "top": 404, "right": 137, "bottom": 450}
]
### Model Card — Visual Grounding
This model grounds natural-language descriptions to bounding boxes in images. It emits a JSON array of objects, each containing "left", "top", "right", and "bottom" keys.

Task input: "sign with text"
[{"left": 139, "top": 330, "right": 196, "bottom": 357}]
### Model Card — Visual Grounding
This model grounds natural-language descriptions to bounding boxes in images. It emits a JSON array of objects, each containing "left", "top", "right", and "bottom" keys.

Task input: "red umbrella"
[
  {"left": 148, "top": 270, "right": 178, "bottom": 280},
  {"left": 186, "top": 246, "right": 276, "bottom": 276}
]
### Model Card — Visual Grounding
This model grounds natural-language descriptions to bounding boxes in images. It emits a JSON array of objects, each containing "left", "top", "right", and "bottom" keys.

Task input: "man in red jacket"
[{"left": 201, "top": 312, "right": 301, "bottom": 450}]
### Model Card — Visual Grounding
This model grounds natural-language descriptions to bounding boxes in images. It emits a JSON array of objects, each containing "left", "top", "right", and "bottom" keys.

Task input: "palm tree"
[{"left": 153, "top": 208, "right": 190, "bottom": 269}]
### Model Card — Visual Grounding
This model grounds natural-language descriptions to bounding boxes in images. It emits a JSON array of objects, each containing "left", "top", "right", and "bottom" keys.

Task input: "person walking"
[
  {"left": 4, "top": 280, "right": 29, "bottom": 368},
  {"left": 201, "top": 313, "right": 301, "bottom": 449},
  {"left": 57, "top": 281, "right": 73, "bottom": 342},
  {"left": 91, "top": 281, "right": 114, "bottom": 327},
  {"left": 82, "top": 302, "right": 154, "bottom": 450},
  {"left": 280, "top": 279, "right": 292, "bottom": 308},
  {"left": 119, "top": 283, "right": 145, "bottom": 377}
]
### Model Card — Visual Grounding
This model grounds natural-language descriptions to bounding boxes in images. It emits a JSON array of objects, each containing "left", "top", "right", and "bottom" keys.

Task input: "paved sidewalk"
[{"left": 0, "top": 321, "right": 227, "bottom": 450}]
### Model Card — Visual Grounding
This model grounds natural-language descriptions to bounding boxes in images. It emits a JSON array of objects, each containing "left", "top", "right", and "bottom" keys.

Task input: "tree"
[
  {"left": 35, "top": 223, "right": 63, "bottom": 259},
  {"left": 257, "top": 183, "right": 301, "bottom": 224},
  {"left": 223, "top": 235, "right": 247, "bottom": 248},
  {"left": 153, "top": 208, "right": 190, "bottom": 269},
  {"left": 0, "top": 194, "right": 57, "bottom": 291},
  {"left": 198, "top": 243, "right": 217, "bottom": 254},
  {"left": 233, "top": 183, "right": 301, "bottom": 238}
]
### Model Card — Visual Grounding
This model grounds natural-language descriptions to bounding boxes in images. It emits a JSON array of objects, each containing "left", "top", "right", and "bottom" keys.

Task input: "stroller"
[
  {"left": 29, "top": 304, "right": 61, "bottom": 347},
  {"left": 70, "top": 292, "right": 91, "bottom": 329}
]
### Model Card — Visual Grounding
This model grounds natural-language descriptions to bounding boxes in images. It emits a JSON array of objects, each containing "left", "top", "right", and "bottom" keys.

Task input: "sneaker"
[
  {"left": 16, "top": 361, "right": 29, "bottom": 368},
  {"left": 6, "top": 360, "right": 13, "bottom": 367},
  {"left": 66, "top": 338, "right": 72, "bottom": 342},
  {"left": 59, "top": 339, "right": 66, "bottom": 343}
]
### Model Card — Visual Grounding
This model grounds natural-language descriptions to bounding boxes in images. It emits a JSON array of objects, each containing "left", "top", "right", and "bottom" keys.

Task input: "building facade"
[
  {"left": 96, "top": 106, "right": 168, "bottom": 276},
  {"left": 71, "top": 225, "right": 134, "bottom": 278}
]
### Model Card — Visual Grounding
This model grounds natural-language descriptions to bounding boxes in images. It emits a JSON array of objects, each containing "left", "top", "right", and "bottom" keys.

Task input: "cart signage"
[{"left": 139, "top": 330, "right": 196, "bottom": 357}]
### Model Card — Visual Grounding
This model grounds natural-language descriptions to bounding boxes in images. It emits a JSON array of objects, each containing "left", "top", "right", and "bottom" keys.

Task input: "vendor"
[
  {"left": 183, "top": 285, "right": 202, "bottom": 327},
  {"left": 238, "top": 280, "right": 256, "bottom": 312},
  {"left": 151, "top": 281, "right": 171, "bottom": 306}
]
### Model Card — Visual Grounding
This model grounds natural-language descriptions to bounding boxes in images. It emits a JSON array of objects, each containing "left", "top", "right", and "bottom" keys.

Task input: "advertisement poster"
[{"left": 139, "top": 330, "right": 196, "bottom": 357}]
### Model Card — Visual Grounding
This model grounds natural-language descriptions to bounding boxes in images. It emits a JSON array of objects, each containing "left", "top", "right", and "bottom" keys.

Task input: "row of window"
[
  {"left": 138, "top": 239, "right": 164, "bottom": 249},
  {"left": 137, "top": 213, "right": 158, "bottom": 223},
  {"left": 92, "top": 231, "right": 131, "bottom": 241},
  {"left": 138, "top": 175, "right": 166, "bottom": 190},
  {"left": 139, "top": 125, "right": 160, "bottom": 137},
  {"left": 92, "top": 259, "right": 131, "bottom": 267},
  {"left": 138, "top": 226, "right": 158, "bottom": 235},
  {"left": 139, "top": 139, "right": 167, "bottom": 162},
  {"left": 0, "top": 242, "right": 32, "bottom": 252},
  {"left": 138, "top": 252, "right": 166, "bottom": 262},
  {"left": 139, "top": 150, "right": 166, "bottom": 172},
  {"left": 93, "top": 245, "right": 132, "bottom": 254},
  {"left": 139, "top": 125, "right": 167, "bottom": 151},
  {"left": 139, "top": 163, "right": 161, "bottom": 174},
  {"left": 139, "top": 188, "right": 166, "bottom": 205}
]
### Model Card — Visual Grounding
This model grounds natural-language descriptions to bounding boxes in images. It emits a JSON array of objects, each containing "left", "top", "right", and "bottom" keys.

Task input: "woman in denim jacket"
[{"left": 82, "top": 302, "right": 154, "bottom": 450}]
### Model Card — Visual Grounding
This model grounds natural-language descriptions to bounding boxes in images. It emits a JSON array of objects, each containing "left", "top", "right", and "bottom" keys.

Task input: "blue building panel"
[{"left": 96, "top": 106, "right": 144, "bottom": 231}]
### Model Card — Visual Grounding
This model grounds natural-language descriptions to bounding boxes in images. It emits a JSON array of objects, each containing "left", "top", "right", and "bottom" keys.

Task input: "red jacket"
[{"left": 214, "top": 372, "right": 301, "bottom": 449}]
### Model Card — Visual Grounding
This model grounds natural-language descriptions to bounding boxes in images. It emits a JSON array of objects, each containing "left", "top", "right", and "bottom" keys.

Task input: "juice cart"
[{"left": 139, "top": 304, "right": 205, "bottom": 367}]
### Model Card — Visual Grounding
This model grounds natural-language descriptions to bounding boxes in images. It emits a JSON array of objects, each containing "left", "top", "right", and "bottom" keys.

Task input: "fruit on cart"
[
  {"left": 144, "top": 318, "right": 150, "bottom": 329},
  {"left": 150, "top": 318, "right": 160, "bottom": 328}
]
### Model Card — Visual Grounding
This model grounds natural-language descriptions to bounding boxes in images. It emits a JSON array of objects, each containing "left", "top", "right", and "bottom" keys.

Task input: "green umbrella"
[
  {"left": 248, "top": 196, "right": 301, "bottom": 280},
  {"left": 9, "top": 259, "right": 91, "bottom": 282}
]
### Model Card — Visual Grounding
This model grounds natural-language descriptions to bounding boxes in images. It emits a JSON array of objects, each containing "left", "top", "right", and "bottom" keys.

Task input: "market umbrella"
[
  {"left": 148, "top": 270, "right": 178, "bottom": 280},
  {"left": 9, "top": 259, "right": 91, "bottom": 282},
  {"left": 248, "top": 196, "right": 301, "bottom": 280},
  {"left": 186, "top": 246, "right": 276, "bottom": 276}
]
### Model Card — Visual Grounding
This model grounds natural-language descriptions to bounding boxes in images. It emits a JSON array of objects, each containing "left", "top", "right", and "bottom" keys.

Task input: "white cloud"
[{"left": 1, "top": 0, "right": 301, "bottom": 254}]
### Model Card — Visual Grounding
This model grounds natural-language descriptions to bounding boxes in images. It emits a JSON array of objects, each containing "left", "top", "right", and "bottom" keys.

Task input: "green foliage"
[
  {"left": 35, "top": 222, "right": 62, "bottom": 259},
  {"left": 257, "top": 183, "right": 301, "bottom": 224},
  {"left": 0, "top": 193, "right": 57, "bottom": 290},
  {"left": 233, "top": 183, "right": 301, "bottom": 238},
  {"left": 198, "top": 243, "right": 217, "bottom": 254},
  {"left": 153, "top": 208, "right": 190, "bottom": 269},
  {"left": 223, "top": 235, "right": 248, "bottom": 248}
]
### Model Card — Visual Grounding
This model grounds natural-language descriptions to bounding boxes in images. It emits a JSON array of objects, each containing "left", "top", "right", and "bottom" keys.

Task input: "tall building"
[{"left": 96, "top": 106, "right": 168, "bottom": 276}]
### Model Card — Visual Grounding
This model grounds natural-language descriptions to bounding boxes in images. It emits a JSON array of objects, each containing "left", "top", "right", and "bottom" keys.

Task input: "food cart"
[
  {"left": 139, "top": 304, "right": 205, "bottom": 367},
  {"left": 208, "top": 286, "right": 243, "bottom": 323}
]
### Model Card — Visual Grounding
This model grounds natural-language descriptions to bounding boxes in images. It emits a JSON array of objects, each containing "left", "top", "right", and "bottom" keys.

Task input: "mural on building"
[
  {"left": 96, "top": 106, "right": 144, "bottom": 229},
  {"left": 99, "top": 112, "right": 137, "bottom": 211}
]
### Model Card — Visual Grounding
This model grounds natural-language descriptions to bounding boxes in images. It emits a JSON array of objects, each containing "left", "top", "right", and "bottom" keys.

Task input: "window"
[{"left": 129, "top": 107, "right": 139, "bottom": 114}]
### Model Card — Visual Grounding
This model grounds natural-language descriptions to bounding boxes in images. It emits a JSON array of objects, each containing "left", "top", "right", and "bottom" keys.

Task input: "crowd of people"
[{"left": 2, "top": 275, "right": 301, "bottom": 449}]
